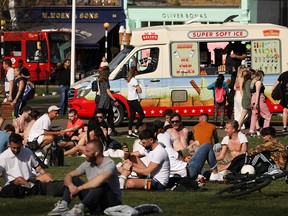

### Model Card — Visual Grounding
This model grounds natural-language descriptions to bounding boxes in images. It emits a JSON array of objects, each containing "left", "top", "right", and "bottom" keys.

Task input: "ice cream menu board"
[
  {"left": 171, "top": 42, "right": 199, "bottom": 77},
  {"left": 251, "top": 40, "right": 281, "bottom": 74}
]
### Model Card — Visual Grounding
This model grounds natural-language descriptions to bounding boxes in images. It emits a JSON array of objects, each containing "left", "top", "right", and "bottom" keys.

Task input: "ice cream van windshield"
[{"left": 109, "top": 45, "right": 134, "bottom": 72}]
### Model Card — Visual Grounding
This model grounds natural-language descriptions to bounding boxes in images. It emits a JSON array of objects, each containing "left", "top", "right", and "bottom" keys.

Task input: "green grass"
[{"left": 1, "top": 136, "right": 288, "bottom": 215}]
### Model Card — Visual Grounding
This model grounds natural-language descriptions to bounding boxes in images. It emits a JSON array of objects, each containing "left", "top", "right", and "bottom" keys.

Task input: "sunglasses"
[
  {"left": 96, "top": 116, "right": 103, "bottom": 119},
  {"left": 171, "top": 120, "right": 180, "bottom": 124}
]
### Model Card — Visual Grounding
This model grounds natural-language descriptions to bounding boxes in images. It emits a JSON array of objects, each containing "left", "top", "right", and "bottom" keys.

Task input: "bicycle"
[{"left": 215, "top": 171, "right": 288, "bottom": 198}]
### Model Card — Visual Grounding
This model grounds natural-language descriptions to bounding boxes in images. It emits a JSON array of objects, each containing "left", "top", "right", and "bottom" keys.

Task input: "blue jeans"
[
  {"left": 187, "top": 143, "right": 218, "bottom": 179},
  {"left": 59, "top": 85, "right": 69, "bottom": 115}
]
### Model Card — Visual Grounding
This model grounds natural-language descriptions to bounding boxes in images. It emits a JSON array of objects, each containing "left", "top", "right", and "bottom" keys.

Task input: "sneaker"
[
  {"left": 110, "top": 130, "right": 119, "bottom": 136},
  {"left": 132, "top": 132, "right": 139, "bottom": 137},
  {"left": 263, "top": 164, "right": 283, "bottom": 176},
  {"left": 47, "top": 200, "right": 69, "bottom": 216},
  {"left": 248, "top": 131, "right": 256, "bottom": 138},
  {"left": 63, "top": 205, "right": 84, "bottom": 216},
  {"left": 282, "top": 127, "right": 287, "bottom": 132},
  {"left": 209, "top": 172, "right": 224, "bottom": 181},
  {"left": 196, "top": 174, "right": 206, "bottom": 187},
  {"left": 220, "top": 170, "right": 232, "bottom": 183},
  {"left": 108, "top": 128, "right": 112, "bottom": 135},
  {"left": 127, "top": 133, "right": 138, "bottom": 138},
  {"left": 35, "top": 151, "right": 44, "bottom": 157}
]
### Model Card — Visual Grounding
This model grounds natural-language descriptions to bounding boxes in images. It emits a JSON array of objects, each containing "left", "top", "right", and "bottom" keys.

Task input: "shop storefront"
[{"left": 125, "top": 0, "right": 250, "bottom": 29}]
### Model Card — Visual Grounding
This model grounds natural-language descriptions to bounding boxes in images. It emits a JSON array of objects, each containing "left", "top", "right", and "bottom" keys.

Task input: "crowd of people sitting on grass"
[
  {"left": 1, "top": 64, "right": 288, "bottom": 215},
  {"left": 0, "top": 103, "right": 286, "bottom": 215}
]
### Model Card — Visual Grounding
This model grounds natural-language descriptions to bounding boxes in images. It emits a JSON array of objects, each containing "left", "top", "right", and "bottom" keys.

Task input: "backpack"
[
  {"left": 50, "top": 145, "right": 64, "bottom": 166},
  {"left": 215, "top": 86, "right": 226, "bottom": 103},
  {"left": 171, "top": 177, "right": 199, "bottom": 192},
  {"left": 22, "top": 84, "right": 35, "bottom": 101}
]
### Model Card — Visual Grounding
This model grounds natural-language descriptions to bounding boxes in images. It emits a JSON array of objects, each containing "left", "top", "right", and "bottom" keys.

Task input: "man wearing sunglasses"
[{"left": 166, "top": 112, "right": 189, "bottom": 152}]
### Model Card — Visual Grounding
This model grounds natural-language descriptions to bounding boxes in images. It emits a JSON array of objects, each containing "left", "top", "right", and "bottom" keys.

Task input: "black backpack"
[
  {"left": 92, "top": 79, "right": 99, "bottom": 92},
  {"left": 172, "top": 177, "right": 199, "bottom": 192},
  {"left": 50, "top": 145, "right": 64, "bottom": 166}
]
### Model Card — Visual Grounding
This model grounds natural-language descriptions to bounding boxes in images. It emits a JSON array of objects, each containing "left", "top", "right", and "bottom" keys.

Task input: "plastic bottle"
[{"left": 145, "top": 174, "right": 151, "bottom": 191}]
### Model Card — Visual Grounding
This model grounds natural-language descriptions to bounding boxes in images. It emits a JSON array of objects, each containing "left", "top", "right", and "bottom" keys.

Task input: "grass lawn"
[{"left": 1, "top": 136, "right": 288, "bottom": 216}]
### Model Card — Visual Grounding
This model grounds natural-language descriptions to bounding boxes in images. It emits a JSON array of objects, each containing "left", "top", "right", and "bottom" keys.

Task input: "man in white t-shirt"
[
  {"left": 216, "top": 120, "right": 248, "bottom": 171},
  {"left": 0, "top": 133, "right": 53, "bottom": 189},
  {"left": 28, "top": 105, "right": 65, "bottom": 148},
  {"left": 3, "top": 59, "right": 14, "bottom": 100},
  {"left": 119, "top": 129, "right": 170, "bottom": 190}
]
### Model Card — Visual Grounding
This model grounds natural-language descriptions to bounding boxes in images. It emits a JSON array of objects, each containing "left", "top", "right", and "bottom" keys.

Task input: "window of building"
[
  {"left": 150, "top": 22, "right": 164, "bottom": 27},
  {"left": 141, "top": 21, "right": 149, "bottom": 27}
]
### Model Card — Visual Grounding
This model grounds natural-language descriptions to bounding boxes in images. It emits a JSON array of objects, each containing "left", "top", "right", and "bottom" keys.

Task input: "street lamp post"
[
  {"left": 1, "top": 20, "right": 6, "bottom": 61},
  {"left": 103, "top": 22, "right": 110, "bottom": 60}
]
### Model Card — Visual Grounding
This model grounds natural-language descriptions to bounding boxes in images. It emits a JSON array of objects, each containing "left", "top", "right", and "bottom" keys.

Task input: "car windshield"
[{"left": 108, "top": 46, "right": 134, "bottom": 72}]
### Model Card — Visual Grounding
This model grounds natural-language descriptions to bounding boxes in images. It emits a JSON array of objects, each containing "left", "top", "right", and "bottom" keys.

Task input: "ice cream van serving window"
[{"left": 171, "top": 41, "right": 271, "bottom": 77}]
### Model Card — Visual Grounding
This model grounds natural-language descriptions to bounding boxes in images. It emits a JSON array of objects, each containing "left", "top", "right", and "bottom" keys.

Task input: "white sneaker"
[
  {"left": 209, "top": 172, "right": 224, "bottom": 181},
  {"left": 108, "top": 128, "right": 112, "bottom": 135},
  {"left": 63, "top": 205, "right": 84, "bottom": 216},
  {"left": 35, "top": 151, "right": 44, "bottom": 157},
  {"left": 47, "top": 200, "right": 69, "bottom": 216},
  {"left": 220, "top": 170, "right": 232, "bottom": 177}
]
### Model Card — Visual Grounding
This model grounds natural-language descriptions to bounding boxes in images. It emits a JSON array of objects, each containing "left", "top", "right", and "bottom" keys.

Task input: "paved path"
[{"left": 2, "top": 95, "right": 285, "bottom": 138}]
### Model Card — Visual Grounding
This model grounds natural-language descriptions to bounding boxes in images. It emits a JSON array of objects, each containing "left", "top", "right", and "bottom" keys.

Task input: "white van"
[{"left": 68, "top": 22, "right": 288, "bottom": 125}]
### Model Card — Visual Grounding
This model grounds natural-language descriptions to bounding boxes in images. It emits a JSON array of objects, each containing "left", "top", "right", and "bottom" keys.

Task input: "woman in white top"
[
  {"left": 99, "top": 56, "right": 108, "bottom": 69},
  {"left": 127, "top": 66, "right": 145, "bottom": 138}
]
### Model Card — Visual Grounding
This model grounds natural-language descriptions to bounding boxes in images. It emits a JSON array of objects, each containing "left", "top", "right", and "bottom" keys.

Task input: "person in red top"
[
  {"left": 59, "top": 109, "right": 84, "bottom": 149},
  {"left": 188, "top": 113, "right": 219, "bottom": 153}
]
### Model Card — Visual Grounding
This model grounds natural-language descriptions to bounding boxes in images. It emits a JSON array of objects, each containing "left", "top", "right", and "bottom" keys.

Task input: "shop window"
[
  {"left": 199, "top": 41, "right": 251, "bottom": 76},
  {"left": 141, "top": 22, "right": 149, "bottom": 27},
  {"left": 150, "top": 22, "right": 164, "bottom": 27}
]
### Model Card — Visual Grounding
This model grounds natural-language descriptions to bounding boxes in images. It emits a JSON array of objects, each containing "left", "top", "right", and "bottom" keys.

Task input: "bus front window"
[
  {"left": 48, "top": 32, "right": 71, "bottom": 64},
  {"left": 26, "top": 40, "right": 48, "bottom": 63}
]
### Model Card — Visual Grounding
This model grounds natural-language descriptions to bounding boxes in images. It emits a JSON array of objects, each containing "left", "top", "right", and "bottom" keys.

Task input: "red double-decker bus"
[{"left": 3, "top": 31, "right": 71, "bottom": 82}]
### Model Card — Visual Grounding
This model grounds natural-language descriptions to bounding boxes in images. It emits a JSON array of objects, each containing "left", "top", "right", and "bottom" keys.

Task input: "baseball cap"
[
  {"left": 153, "top": 120, "right": 164, "bottom": 129},
  {"left": 48, "top": 105, "right": 60, "bottom": 113}
]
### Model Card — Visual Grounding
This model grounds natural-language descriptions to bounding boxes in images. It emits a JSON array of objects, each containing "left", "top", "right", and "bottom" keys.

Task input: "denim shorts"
[{"left": 151, "top": 178, "right": 166, "bottom": 190}]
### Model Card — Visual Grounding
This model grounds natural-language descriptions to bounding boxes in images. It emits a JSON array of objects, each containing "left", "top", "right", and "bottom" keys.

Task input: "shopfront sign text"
[{"left": 162, "top": 13, "right": 207, "bottom": 19}]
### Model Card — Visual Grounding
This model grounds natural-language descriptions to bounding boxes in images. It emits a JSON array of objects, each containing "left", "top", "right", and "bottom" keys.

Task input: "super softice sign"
[{"left": 188, "top": 30, "right": 249, "bottom": 39}]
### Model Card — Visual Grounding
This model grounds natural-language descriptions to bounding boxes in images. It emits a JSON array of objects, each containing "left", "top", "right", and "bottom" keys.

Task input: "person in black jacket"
[{"left": 58, "top": 59, "right": 71, "bottom": 116}]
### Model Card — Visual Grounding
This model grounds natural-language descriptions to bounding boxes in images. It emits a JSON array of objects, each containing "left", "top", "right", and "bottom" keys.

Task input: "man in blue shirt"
[{"left": 0, "top": 124, "right": 15, "bottom": 153}]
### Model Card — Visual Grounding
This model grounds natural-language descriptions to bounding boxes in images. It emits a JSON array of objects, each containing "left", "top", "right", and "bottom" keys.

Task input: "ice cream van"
[{"left": 68, "top": 22, "right": 288, "bottom": 125}]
